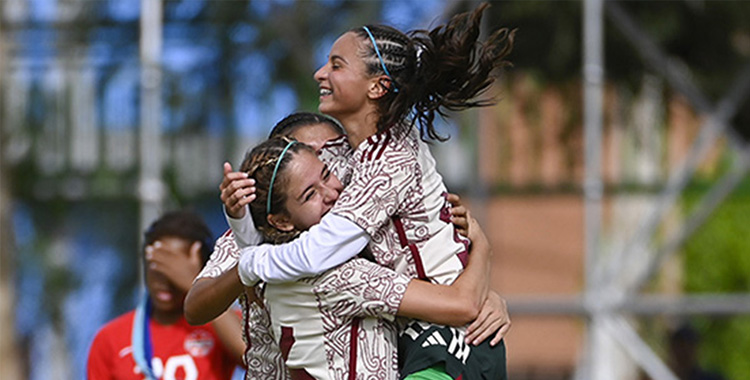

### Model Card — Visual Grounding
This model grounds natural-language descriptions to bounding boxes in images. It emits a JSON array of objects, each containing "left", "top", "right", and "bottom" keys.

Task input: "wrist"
[
  {"left": 237, "top": 250, "right": 260, "bottom": 287},
  {"left": 224, "top": 205, "right": 248, "bottom": 221}
]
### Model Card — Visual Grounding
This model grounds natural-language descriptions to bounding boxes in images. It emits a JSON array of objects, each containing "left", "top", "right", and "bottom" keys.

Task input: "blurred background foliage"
[
  {"left": 2, "top": 0, "right": 750, "bottom": 379},
  {"left": 683, "top": 175, "right": 750, "bottom": 380}
]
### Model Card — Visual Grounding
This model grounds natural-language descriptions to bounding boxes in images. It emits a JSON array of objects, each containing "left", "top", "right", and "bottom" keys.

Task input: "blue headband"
[
  {"left": 267, "top": 140, "right": 297, "bottom": 214},
  {"left": 362, "top": 26, "right": 399, "bottom": 93}
]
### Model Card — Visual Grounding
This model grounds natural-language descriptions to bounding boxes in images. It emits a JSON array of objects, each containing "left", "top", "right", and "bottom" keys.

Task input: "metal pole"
[
  {"left": 630, "top": 145, "right": 750, "bottom": 294},
  {"left": 600, "top": 3, "right": 750, "bottom": 286},
  {"left": 582, "top": 0, "right": 604, "bottom": 379},
  {"left": 139, "top": 0, "right": 164, "bottom": 237},
  {"left": 0, "top": 5, "right": 24, "bottom": 378},
  {"left": 604, "top": 317, "right": 679, "bottom": 380},
  {"left": 506, "top": 293, "right": 750, "bottom": 316}
]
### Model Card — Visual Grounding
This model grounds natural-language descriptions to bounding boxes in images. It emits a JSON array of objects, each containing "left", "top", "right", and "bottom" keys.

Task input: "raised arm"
[
  {"left": 397, "top": 215, "right": 492, "bottom": 326},
  {"left": 398, "top": 205, "right": 509, "bottom": 346},
  {"left": 237, "top": 212, "right": 370, "bottom": 285},
  {"left": 185, "top": 163, "right": 263, "bottom": 324},
  {"left": 220, "top": 162, "right": 263, "bottom": 248},
  {"left": 184, "top": 232, "right": 258, "bottom": 326},
  {"left": 318, "top": 222, "right": 508, "bottom": 347},
  {"left": 185, "top": 266, "right": 247, "bottom": 325}
]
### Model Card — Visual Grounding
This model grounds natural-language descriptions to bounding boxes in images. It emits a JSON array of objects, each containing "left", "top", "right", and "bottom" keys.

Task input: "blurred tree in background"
[
  {"left": 2, "top": 1, "right": 750, "bottom": 379},
  {"left": 683, "top": 176, "right": 750, "bottom": 380}
]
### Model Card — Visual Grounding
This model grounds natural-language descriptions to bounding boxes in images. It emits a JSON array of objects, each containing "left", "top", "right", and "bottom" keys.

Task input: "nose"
[
  {"left": 314, "top": 63, "right": 327, "bottom": 83},
  {"left": 322, "top": 183, "right": 340, "bottom": 204}
]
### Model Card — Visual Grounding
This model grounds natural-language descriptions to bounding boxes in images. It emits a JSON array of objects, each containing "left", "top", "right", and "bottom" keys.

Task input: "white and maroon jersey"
[
  {"left": 317, "top": 134, "right": 352, "bottom": 183},
  {"left": 197, "top": 231, "right": 291, "bottom": 380},
  {"left": 264, "top": 258, "right": 410, "bottom": 380},
  {"left": 332, "top": 126, "right": 470, "bottom": 285},
  {"left": 87, "top": 312, "right": 236, "bottom": 380}
]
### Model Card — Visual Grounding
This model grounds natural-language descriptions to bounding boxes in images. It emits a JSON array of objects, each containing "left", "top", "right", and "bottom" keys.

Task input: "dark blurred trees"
[{"left": 481, "top": 0, "right": 750, "bottom": 140}]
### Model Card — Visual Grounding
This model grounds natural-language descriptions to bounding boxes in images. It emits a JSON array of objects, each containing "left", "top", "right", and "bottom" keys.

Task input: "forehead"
[
  {"left": 286, "top": 149, "right": 322, "bottom": 180},
  {"left": 331, "top": 31, "right": 365, "bottom": 57},
  {"left": 289, "top": 123, "right": 340, "bottom": 144}
]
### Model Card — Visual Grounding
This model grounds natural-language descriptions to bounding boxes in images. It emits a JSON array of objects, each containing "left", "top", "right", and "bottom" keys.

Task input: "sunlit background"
[{"left": 2, "top": 1, "right": 750, "bottom": 379}]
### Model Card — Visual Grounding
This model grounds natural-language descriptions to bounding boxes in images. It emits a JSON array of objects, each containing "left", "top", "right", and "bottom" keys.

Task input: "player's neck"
[
  {"left": 341, "top": 113, "right": 378, "bottom": 149},
  {"left": 151, "top": 308, "right": 182, "bottom": 325}
]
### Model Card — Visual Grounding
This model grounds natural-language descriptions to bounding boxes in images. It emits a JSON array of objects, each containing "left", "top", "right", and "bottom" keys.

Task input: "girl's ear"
[
  {"left": 367, "top": 75, "right": 392, "bottom": 100},
  {"left": 267, "top": 213, "right": 295, "bottom": 232}
]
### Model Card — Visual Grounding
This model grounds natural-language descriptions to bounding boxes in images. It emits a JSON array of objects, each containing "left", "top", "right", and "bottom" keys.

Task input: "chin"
[
  {"left": 151, "top": 300, "right": 178, "bottom": 314},
  {"left": 318, "top": 102, "right": 339, "bottom": 117},
  {"left": 318, "top": 104, "right": 331, "bottom": 115}
]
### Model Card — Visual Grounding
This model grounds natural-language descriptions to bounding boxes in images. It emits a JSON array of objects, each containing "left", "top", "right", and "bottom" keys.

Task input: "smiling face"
[
  {"left": 144, "top": 236, "right": 191, "bottom": 314},
  {"left": 269, "top": 149, "right": 343, "bottom": 232},
  {"left": 314, "top": 32, "right": 377, "bottom": 126}
]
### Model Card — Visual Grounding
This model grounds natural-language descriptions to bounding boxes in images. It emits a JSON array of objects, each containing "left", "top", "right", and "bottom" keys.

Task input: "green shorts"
[
  {"left": 399, "top": 322, "right": 507, "bottom": 380},
  {"left": 404, "top": 364, "right": 453, "bottom": 380}
]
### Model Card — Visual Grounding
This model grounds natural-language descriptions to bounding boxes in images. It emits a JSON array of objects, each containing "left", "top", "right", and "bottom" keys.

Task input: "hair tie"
[
  {"left": 415, "top": 43, "right": 425, "bottom": 69},
  {"left": 362, "top": 26, "right": 399, "bottom": 93},
  {"left": 267, "top": 140, "right": 297, "bottom": 214}
]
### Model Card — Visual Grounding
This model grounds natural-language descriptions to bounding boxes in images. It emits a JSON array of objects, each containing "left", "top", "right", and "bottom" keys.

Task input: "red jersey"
[{"left": 87, "top": 310, "right": 237, "bottom": 380}]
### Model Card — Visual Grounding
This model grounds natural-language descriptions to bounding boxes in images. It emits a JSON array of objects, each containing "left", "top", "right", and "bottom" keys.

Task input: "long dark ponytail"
[{"left": 353, "top": 2, "right": 515, "bottom": 141}]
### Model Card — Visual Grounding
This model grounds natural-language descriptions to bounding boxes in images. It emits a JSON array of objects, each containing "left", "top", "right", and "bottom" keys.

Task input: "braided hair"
[
  {"left": 352, "top": 2, "right": 515, "bottom": 141},
  {"left": 268, "top": 112, "right": 344, "bottom": 138},
  {"left": 240, "top": 136, "right": 316, "bottom": 244}
]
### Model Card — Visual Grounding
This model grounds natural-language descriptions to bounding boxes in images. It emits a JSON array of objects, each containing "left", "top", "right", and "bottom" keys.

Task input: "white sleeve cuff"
[
  {"left": 236, "top": 213, "right": 370, "bottom": 283},
  {"left": 224, "top": 205, "right": 263, "bottom": 248},
  {"left": 237, "top": 247, "right": 261, "bottom": 286}
]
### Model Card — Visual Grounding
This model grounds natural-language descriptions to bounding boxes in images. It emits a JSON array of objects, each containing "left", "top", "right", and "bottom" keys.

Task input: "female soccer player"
[
  {"left": 187, "top": 113, "right": 508, "bottom": 379},
  {"left": 239, "top": 135, "right": 504, "bottom": 379},
  {"left": 235, "top": 4, "right": 514, "bottom": 379}
]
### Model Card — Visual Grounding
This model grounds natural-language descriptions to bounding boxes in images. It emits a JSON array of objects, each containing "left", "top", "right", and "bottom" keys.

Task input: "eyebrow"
[
  {"left": 297, "top": 164, "right": 329, "bottom": 202},
  {"left": 331, "top": 54, "right": 347, "bottom": 64}
]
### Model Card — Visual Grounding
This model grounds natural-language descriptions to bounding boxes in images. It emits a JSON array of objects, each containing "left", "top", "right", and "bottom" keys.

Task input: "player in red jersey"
[{"left": 87, "top": 211, "right": 245, "bottom": 380}]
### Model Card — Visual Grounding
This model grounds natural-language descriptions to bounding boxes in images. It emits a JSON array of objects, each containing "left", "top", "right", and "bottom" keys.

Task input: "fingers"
[
  {"left": 145, "top": 241, "right": 168, "bottom": 272},
  {"left": 220, "top": 162, "right": 236, "bottom": 192},
  {"left": 448, "top": 197, "right": 471, "bottom": 238},
  {"left": 465, "top": 292, "right": 512, "bottom": 346},
  {"left": 450, "top": 206, "right": 469, "bottom": 237},
  {"left": 465, "top": 303, "right": 500, "bottom": 345},
  {"left": 220, "top": 174, "right": 254, "bottom": 199},
  {"left": 491, "top": 320, "right": 512, "bottom": 346},
  {"left": 465, "top": 308, "right": 490, "bottom": 343},
  {"left": 145, "top": 240, "right": 202, "bottom": 291},
  {"left": 472, "top": 319, "right": 502, "bottom": 346},
  {"left": 188, "top": 241, "right": 203, "bottom": 267},
  {"left": 446, "top": 193, "right": 462, "bottom": 207},
  {"left": 220, "top": 166, "right": 256, "bottom": 219}
]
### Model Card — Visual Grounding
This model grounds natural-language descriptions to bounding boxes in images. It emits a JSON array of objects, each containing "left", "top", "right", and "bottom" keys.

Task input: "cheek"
[{"left": 300, "top": 204, "right": 325, "bottom": 227}]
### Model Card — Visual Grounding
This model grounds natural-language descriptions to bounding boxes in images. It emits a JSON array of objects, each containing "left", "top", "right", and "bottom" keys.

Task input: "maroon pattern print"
[
  {"left": 196, "top": 232, "right": 291, "bottom": 380},
  {"left": 332, "top": 127, "right": 469, "bottom": 286}
]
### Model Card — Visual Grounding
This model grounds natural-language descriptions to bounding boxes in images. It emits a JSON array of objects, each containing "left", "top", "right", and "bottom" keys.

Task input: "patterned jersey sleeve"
[
  {"left": 224, "top": 207, "right": 263, "bottom": 248},
  {"left": 317, "top": 135, "right": 352, "bottom": 184},
  {"left": 315, "top": 258, "right": 410, "bottom": 322},
  {"left": 331, "top": 146, "right": 419, "bottom": 237},
  {"left": 196, "top": 230, "right": 240, "bottom": 281}
]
